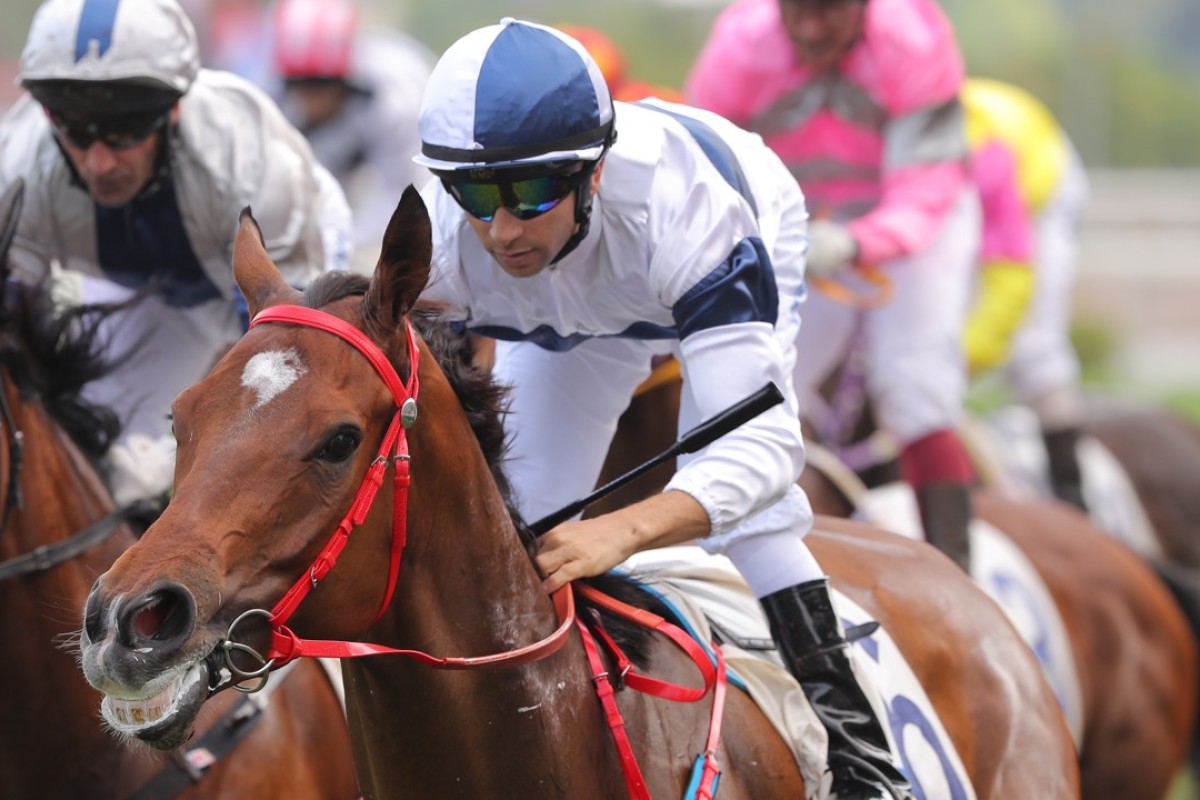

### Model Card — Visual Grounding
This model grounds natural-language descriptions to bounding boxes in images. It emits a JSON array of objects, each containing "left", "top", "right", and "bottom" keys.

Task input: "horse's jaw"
[
  {"left": 98, "top": 660, "right": 209, "bottom": 749},
  {"left": 79, "top": 626, "right": 215, "bottom": 752}
]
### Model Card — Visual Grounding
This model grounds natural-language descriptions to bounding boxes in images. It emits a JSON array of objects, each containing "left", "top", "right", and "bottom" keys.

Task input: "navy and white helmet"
[
  {"left": 19, "top": 0, "right": 200, "bottom": 116},
  {"left": 414, "top": 18, "right": 615, "bottom": 174}
]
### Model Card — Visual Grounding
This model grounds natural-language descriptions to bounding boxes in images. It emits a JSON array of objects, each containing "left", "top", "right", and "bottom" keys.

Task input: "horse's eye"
[{"left": 318, "top": 430, "right": 362, "bottom": 463}]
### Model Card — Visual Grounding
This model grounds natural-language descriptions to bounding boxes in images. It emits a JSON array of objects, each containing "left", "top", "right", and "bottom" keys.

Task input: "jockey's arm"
[
  {"left": 534, "top": 489, "right": 710, "bottom": 593},
  {"left": 963, "top": 139, "right": 1036, "bottom": 374}
]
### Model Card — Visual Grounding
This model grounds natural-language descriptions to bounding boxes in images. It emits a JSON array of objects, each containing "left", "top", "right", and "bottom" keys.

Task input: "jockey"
[
  {"left": 687, "top": 0, "right": 981, "bottom": 574},
  {"left": 271, "top": 0, "right": 435, "bottom": 272},
  {"left": 962, "top": 77, "right": 1090, "bottom": 511},
  {"left": 0, "top": 0, "right": 350, "bottom": 506},
  {"left": 415, "top": 19, "right": 913, "bottom": 800}
]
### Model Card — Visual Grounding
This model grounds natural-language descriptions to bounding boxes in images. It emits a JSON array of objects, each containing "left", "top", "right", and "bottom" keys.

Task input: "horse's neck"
[
  {"left": 4, "top": 399, "right": 124, "bottom": 566},
  {"left": 339, "top": 381, "right": 623, "bottom": 798},
  {"left": 0, "top": 389, "right": 147, "bottom": 791}
]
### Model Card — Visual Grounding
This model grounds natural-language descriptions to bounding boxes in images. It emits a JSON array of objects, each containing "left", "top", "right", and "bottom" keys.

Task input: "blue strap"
[
  {"left": 672, "top": 237, "right": 779, "bottom": 339},
  {"left": 684, "top": 753, "right": 722, "bottom": 800},
  {"left": 458, "top": 320, "right": 676, "bottom": 352},
  {"left": 634, "top": 102, "right": 758, "bottom": 215}
]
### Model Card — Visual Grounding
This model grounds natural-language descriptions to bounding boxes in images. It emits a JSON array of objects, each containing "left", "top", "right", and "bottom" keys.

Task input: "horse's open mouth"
[{"left": 100, "top": 661, "right": 208, "bottom": 750}]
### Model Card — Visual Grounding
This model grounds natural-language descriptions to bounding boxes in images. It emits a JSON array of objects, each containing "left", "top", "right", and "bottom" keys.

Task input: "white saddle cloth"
[{"left": 621, "top": 546, "right": 975, "bottom": 800}]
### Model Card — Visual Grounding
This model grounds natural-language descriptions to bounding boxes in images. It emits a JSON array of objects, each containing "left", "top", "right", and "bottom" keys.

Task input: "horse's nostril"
[
  {"left": 84, "top": 583, "right": 104, "bottom": 642},
  {"left": 118, "top": 583, "right": 196, "bottom": 648},
  {"left": 132, "top": 601, "right": 169, "bottom": 639}
]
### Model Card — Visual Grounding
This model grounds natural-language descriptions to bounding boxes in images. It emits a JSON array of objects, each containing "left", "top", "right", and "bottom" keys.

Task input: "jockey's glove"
[
  {"left": 49, "top": 263, "right": 137, "bottom": 311},
  {"left": 804, "top": 219, "right": 859, "bottom": 278},
  {"left": 104, "top": 433, "right": 178, "bottom": 507},
  {"left": 963, "top": 260, "right": 1036, "bottom": 375}
]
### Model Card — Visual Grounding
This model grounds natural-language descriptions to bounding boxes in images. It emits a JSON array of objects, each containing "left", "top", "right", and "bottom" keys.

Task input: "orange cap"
[{"left": 556, "top": 24, "right": 627, "bottom": 94}]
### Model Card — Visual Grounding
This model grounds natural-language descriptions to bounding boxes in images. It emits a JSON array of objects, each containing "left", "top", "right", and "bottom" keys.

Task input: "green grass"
[
  {"left": 1164, "top": 390, "right": 1200, "bottom": 427},
  {"left": 1169, "top": 769, "right": 1198, "bottom": 800}
]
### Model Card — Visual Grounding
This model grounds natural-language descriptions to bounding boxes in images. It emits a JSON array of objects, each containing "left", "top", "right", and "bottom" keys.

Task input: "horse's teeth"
[{"left": 103, "top": 664, "right": 204, "bottom": 732}]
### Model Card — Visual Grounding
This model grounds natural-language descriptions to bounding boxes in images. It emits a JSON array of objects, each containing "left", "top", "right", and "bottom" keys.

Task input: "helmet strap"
[{"left": 549, "top": 134, "right": 614, "bottom": 265}]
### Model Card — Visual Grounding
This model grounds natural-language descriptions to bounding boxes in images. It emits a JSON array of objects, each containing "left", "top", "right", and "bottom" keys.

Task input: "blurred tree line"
[{"left": 2, "top": 0, "right": 1198, "bottom": 167}]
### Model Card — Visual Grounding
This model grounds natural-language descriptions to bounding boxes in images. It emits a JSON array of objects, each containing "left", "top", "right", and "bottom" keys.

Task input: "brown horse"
[
  {"left": 1085, "top": 410, "right": 1200, "bottom": 658},
  {"left": 77, "top": 189, "right": 1077, "bottom": 799},
  {"left": 599, "top": 366, "right": 1196, "bottom": 800},
  {"left": 965, "top": 396, "right": 1200, "bottom": 771},
  {"left": 0, "top": 181, "right": 358, "bottom": 799}
]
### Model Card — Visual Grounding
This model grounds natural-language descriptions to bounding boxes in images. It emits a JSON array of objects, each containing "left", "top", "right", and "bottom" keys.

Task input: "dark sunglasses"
[
  {"left": 48, "top": 111, "right": 168, "bottom": 151},
  {"left": 442, "top": 168, "right": 585, "bottom": 223}
]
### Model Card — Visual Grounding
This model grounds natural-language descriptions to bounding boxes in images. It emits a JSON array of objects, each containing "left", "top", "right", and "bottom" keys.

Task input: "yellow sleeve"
[{"left": 963, "top": 260, "right": 1036, "bottom": 375}]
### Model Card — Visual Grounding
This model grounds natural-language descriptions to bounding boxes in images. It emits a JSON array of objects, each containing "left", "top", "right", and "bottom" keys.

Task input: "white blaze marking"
[{"left": 241, "top": 349, "right": 307, "bottom": 408}]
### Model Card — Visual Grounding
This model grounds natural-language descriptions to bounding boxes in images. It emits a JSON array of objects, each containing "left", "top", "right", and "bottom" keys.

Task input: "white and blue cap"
[
  {"left": 20, "top": 0, "right": 199, "bottom": 116},
  {"left": 415, "top": 18, "right": 615, "bottom": 173}
]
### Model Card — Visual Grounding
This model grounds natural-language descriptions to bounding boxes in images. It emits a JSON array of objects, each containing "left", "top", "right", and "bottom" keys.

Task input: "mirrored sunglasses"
[
  {"left": 48, "top": 111, "right": 167, "bottom": 151},
  {"left": 442, "top": 171, "right": 582, "bottom": 223}
]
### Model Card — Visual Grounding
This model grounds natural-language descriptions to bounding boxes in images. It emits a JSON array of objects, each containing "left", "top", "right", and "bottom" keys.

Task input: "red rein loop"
[{"left": 247, "top": 306, "right": 419, "bottom": 649}]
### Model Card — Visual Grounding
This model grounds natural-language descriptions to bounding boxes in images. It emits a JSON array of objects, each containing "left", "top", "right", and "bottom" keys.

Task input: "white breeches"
[
  {"left": 792, "top": 187, "right": 981, "bottom": 444},
  {"left": 1005, "top": 149, "right": 1089, "bottom": 427}
]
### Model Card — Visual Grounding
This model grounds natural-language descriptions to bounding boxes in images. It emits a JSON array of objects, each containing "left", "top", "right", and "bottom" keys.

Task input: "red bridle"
[{"left": 242, "top": 305, "right": 575, "bottom": 669}]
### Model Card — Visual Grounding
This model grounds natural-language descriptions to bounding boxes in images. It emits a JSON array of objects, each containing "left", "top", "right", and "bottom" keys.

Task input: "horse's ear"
[
  {"left": 0, "top": 178, "right": 26, "bottom": 284},
  {"left": 366, "top": 186, "right": 432, "bottom": 328},
  {"left": 232, "top": 207, "right": 291, "bottom": 319}
]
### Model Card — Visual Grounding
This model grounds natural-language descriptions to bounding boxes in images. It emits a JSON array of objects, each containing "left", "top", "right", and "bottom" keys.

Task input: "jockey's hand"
[
  {"left": 805, "top": 219, "right": 859, "bottom": 278},
  {"left": 534, "top": 490, "right": 712, "bottom": 593}
]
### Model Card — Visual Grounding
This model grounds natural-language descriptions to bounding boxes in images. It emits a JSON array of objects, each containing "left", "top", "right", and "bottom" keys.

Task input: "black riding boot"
[
  {"left": 915, "top": 482, "right": 973, "bottom": 574},
  {"left": 761, "top": 579, "right": 913, "bottom": 800},
  {"left": 1042, "top": 426, "right": 1088, "bottom": 512}
]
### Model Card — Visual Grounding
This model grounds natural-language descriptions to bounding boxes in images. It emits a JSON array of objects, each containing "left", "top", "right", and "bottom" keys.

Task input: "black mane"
[
  {"left": 1, "top": 282, "right": 123, "bottom": 461},
  {"left": 302, "top": 272, "right": 666, "bottom": 663}
]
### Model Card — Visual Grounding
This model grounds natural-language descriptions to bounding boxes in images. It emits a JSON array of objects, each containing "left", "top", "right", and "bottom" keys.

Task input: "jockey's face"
[
  {"left": 284, "top": 80, "right": 351, "bottom": 127},
  {"left": 53, "top": 105, "right": 179, "bottom": 208},
  {"left": 463, "top": 162, "right": 605, "bottom": 279},
  {"left": 778, "top": 0, "right": 865, "bottom": 73}
]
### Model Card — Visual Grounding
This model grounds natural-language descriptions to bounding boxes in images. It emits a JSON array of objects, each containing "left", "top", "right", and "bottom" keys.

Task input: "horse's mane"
[
  {"left": 303, "top": 272, "right": 665, "bottom": 663},
  {"left": 1, "top": 281, "right": 123, "bottom": 461}
]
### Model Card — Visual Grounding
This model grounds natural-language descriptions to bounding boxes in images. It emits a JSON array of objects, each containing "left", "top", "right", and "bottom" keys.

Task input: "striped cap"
[
  {"left": 19, "top": 0, "right": 199, "bottom": 96},
  {"left": 415, "top": 18, "right": 614, "bottom": 172}
]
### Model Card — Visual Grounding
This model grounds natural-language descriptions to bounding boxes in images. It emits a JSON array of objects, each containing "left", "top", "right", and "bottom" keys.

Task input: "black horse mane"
[
  {"left": 0, "top": 281, "right": 123, "bottom": 461},
  {"left": 303, "top": 272, "right": 666, "bottom": 663}
]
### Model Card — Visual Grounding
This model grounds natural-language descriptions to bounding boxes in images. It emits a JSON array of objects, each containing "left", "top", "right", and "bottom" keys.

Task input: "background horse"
[
  {"left": 77, "top": 189, "right": 1077, "bottom": 799},
  {"left": 1085, "top": 410, "right": 1200, "bottom": 681},
  {"left": 597, "top": 362, "right": 1196, "bottom": 800},
  {"left": 0, "top": 181, "right": 359, "bottom": 799}
]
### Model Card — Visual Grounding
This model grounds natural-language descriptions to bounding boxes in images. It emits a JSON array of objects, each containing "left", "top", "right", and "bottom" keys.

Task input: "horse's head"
[{"left": 79, "top": 187, "right": 432, "bottom": 749}]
